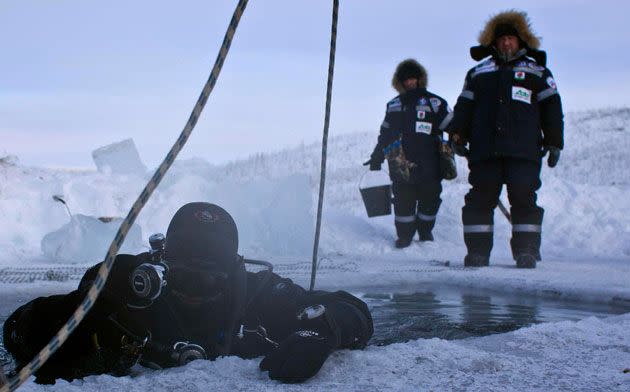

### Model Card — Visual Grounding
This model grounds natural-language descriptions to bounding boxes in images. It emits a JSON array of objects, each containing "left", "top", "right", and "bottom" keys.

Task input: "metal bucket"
[{"left": 360, "top": 183, "right": 392, "bottom": 217}]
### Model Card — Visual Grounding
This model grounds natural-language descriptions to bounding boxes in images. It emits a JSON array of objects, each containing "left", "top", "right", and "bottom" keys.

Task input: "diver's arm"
[{"left": 251, "top": 271, "right": 373, "bottom": 382}]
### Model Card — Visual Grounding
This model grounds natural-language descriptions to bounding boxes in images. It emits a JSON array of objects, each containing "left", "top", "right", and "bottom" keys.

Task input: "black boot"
[
  {"left": 417, "top": 214, "right": 437, "bottom": 243},
  {"left": 418, "top": 231, "right": 434, "bottom": 242},
  {"left": 464, "top": 254, "right": 489, "bottom": 267},
  {"left": 395, "top": 238, "right": 412, "bottom": 249},
  {"left": 516, "top": 253, "right": 537, "bottom": 269}
]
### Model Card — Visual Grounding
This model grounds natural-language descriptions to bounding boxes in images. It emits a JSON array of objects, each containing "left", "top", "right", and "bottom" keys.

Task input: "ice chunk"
[
  {"left": 92, "top": 138, "right": 147, "bottom": 176},
  {"left": 41, "top": 214, "right": 144, "bottom": 264},
  {"left": 151, "top": 172, "right": 315, "bottom": 258},
  {"left": 235, "top": 174, "right": 315, "bottom": 256}
]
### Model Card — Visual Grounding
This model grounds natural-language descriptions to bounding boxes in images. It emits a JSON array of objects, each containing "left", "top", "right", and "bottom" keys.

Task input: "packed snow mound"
[
  {"left": 0, "top": 161, "right": 314, "bottom": 266},
  {"left": 0, "top": 155, "right": 19, "bottom": 166},
  {"left": 15, "top": 313, "right": 630, "bottom": 392},
  {"left": 40, "top": 214, "right": 144, "bottom": 264},
  {"left": 554, "top": 107, "right": 630, "bottom": 186},
  {"left": 0, "top": 107, "right": 628, "bottom": 268}
]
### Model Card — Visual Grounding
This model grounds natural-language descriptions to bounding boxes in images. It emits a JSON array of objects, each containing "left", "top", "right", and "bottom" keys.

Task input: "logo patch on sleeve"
[
  {"left": 415, "top": 121, "right": 432, "bottom": 134},
  {"left": 512, "top": 86, "right": 532, "bottom": 104},
  {"left": 297, "top": 304, "right": 326, "bottom": 321},
  {"left": 515, "top": 71, "right": 526, "bottom": 80},
  {"left": 429, "top": 98, "right": 441, "bottom": 113},
  {"left": 528, "top": 62, "right": 545, "bottom": 71},
  {"left": 417, "top": 110, "right": 426, "bottom": 120},
  {"left": 547, "top": 77, "right": 557, "bottom": 89}
]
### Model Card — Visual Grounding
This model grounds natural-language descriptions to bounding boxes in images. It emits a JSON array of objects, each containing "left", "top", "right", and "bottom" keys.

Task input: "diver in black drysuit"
[{"left": 3, "top": 202, "right": 373, "bottom": 384}]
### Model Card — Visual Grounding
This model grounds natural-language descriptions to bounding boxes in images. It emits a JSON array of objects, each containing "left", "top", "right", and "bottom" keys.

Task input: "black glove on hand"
[
  {"left": 545, "top": 146, "right": 561, "bottom": 168},
  {"left": 363, "top": 158, "right": 381, "bottom": 171},
  {"left": 259, "top": 330, "right": 333, "bottom": 383}
]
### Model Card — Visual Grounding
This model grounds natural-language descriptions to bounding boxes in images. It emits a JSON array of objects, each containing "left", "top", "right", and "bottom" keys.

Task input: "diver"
[{"left": 3, "top": 202, "right": 373, "bottom": 384}]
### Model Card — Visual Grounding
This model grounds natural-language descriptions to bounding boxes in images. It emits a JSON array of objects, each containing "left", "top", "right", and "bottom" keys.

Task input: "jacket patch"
[
  {"left": 515, "top": 71, "right": 525, "bottom": 80},
  {"left": 415, "top": 121, "right": 432, "bottom": 134},
  {"left": 417, "top": 111, "right": 426, "bottom": 120},
  {"left": 387, "top": 103, "right": 402, "bottom": 112},
  {"left": 387, "top": 98, "right": 402, "bottom": 112},
  {"left": 297, "top": 304, "right": 326, "bottom": 321},
  {"left": 416, "top": 105, "right": 431, "bottom": 112},
  {"left": 512, "top": 86, "right": 532, "bottom": 104},
  {"left": 430, "top": 98, "right": 441, "bottom": 113},
  {"left": 512, "top": 66, "right": 543, "bottom": 78},
  {"left": 472, "top": 60, "right": 498, "bottom": 78},
  {"left": 547, "top": 77, "right": 557, "bottom": 89}
]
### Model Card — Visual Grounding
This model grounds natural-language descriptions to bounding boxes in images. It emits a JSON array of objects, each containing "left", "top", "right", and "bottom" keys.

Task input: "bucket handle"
[{"left": 358, "top": 168, "right": 390, "bottom": 190}]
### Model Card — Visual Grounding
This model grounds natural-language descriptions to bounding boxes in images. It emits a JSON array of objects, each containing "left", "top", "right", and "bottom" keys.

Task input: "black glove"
[
  {"left": 259, "top": 330, "right": 333, "bottom": 383},
  {"left": 545, "top": 146, "right": 561, "bottom": 168},
  {"left": 450, "top": 141, "right": 469, "bottom": 157},
  {"left": 363, "top": 158, "right": 381, "bottom": 171}
]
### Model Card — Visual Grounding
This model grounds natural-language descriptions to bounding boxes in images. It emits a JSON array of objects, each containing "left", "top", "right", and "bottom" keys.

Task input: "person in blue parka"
[
  {"left": 448, "top": 11, "right": 564, "bottom": 268},
  {"left": 366, "top": 59, "right": 452, "bottom": 248}
]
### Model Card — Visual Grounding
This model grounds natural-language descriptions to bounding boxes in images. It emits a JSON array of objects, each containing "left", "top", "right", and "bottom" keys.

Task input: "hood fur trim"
[
  {"left": 478, "top": 10, "right": 541, "bottom": 49},
  {"left": 392, "top": 59, "right": 428, "bottom": 94}
]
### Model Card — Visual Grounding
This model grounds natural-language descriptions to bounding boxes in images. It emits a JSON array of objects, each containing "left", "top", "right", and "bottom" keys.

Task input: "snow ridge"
[{"left": 0, "top": 108, "right": 629, "bottom": 300}]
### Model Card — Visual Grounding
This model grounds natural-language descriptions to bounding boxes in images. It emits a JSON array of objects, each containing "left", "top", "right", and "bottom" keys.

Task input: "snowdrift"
[
  {"left": 2, "top": 108, "right": 630, "bottom": 392},
  {"left": 0, "top": 107, "right": 628, "bottom": 299},
  {"left": 4, "top": 108, "right": 629, "bottom": 260}
]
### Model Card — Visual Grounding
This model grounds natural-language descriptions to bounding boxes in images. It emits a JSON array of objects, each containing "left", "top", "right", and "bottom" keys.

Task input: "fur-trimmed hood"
[
  {"left": 392, "top": 59, "right": 427, "bottom": 94},
  {"left": 470, "top": 10, "right": 547, "bottom": 65},
  {"left": 478, "top": 10, "right": 541, "bottom": 49}
]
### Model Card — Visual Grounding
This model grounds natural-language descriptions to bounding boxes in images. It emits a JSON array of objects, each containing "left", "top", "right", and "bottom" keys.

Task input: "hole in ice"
[{"left": 361, "top": 284, "right": 630, "bottom": 346}]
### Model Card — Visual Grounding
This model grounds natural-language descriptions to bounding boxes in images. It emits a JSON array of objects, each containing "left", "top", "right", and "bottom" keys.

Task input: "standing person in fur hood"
[
  {"left": 365, "top": 59, "right": 453, "bottom": 248},
  {"left": 448, "top": 10, "right": 564, "bottom": 268}
]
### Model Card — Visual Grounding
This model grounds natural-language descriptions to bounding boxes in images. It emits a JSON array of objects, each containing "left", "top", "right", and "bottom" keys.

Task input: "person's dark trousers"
[
  {"left": 392, "top": 181, "right": 442, "bottom": 241},
  {"left": 462, "top": 158, "right": 544, "bottom": 259}
]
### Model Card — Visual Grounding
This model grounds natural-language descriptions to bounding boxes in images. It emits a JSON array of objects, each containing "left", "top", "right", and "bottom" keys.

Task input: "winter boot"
[
  {"left": 464, "top": 254, "right": 489, "bottom": 267},
  {"left": 417, "top": 213, "right": 437, "bottom": 243},
  {"left": 516, "top": 253, "right": 537, "bottom": 269},
  {"left": 418, "top": 231, "right": 434, "bottom": 242},
  {"left": 395, "top": 238, "right": 413, "bottom": 249}
]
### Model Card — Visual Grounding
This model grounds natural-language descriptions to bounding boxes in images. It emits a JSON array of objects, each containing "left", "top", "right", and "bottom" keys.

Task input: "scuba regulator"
[
  {"left": 170, "top": 342, "right": 207, "bottom": 365},
  {"left": 130, "top": 233, "right": 169, "bottom": 302}
]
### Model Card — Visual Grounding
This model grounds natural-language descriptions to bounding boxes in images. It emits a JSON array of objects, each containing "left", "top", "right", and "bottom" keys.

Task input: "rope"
[
  {"left": 310, "top": 0, "right": 339, "bottom": 291},
  {"left": 0, "top": 1, "right": 249, "bottom": 390}
]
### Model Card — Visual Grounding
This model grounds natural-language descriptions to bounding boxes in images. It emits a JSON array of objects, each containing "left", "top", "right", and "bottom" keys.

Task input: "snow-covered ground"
[
  {"left": 14, "top": 313, "right": 630, "bottom": 392},
  {"left": 1, "top": 107, "right": 629, "bottom": 390}
]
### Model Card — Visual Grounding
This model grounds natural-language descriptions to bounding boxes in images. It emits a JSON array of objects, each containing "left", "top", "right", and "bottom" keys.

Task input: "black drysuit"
[
  {"left": 370, "top": 87, "right": 451, "bottom": 241},
  {"left": 2, "top": 253, "right": 373, "bottom": 384},
  {"left": 449, "top": 48, "right": 564, "bottom": 258}
]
